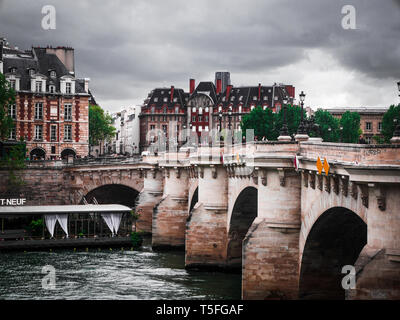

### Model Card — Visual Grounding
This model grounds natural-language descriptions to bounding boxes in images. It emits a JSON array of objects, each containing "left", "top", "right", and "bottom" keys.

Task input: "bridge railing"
[{"left": 299, "top": 142, "right": 400, "bottom": 166}]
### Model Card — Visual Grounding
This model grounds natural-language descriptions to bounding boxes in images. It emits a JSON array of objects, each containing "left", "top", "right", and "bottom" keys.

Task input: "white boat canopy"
[{"left": 0, "top": 204, "right": 132, "bottom": 216}]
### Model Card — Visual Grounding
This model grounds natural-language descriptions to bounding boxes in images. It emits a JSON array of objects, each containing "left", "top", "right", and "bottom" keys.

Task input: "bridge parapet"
[{"left": 299, "top": 142, "right": 400, "bottom": 166}]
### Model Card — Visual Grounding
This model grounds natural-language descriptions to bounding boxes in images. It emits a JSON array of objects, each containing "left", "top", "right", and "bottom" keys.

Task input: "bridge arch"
[
  {"left": 227, "top": 186, "right": 258, "bottom": 269},
  {"left": 61, "top": 148, "right": 76, "bottom": 159},
  {"left": 299, "top": 206, "right": 367, "bottom": 299},
  {"left": 83, "top": 184, "right": 140, "bottom": 208}
]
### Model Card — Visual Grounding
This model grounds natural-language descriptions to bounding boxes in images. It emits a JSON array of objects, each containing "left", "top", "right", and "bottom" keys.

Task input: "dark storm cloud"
[{"left": 0, "top": 0, "right": 399, "bottom": 109}]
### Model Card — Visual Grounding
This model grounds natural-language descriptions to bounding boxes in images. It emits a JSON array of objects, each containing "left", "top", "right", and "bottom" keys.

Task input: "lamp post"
[
  {"left": 228, "top": 106, "right": 233, "bottom": 144},
  {"left": 280, "top": 96, "right": 289, "bottom": 136},
  {"left": 219, "top": 110, "right": 223, "bottom": 142},
  {"left": 390, "top": 81, "right": 400, "bottom": 144},
  {"left": 297, "top": 91, "right": 306, "bottom": 134}
]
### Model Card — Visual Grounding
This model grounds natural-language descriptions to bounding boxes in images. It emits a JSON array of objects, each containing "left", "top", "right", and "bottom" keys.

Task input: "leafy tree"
[
  {"left": 241, "top": 106, "right": 275, "bottom": 140},
  {"left": 274, "top": 104, "right": 305, "bottom": 138},
  {"left": 340, "top": 111, "right": 361, "bottom": 143},
  {"left": 89, "top": 105, "right": 116, "bottom": 147},
  {"left": 312, "top": 109, "right": 340, "bottom": 142},
  {"left": 0, "top": 73, "right": 16, "bottom": 141},
  {"left": 381, "top": 104, "right": 400, "bottom": 143}
]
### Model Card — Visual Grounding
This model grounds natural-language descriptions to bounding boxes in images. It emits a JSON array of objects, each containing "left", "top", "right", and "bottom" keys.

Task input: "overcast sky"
[{"left": 0, "top": 0, "right": 399, "bottom": 113}]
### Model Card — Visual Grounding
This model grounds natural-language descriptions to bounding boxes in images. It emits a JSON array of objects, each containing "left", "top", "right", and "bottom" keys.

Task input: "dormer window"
[
  {"left": 154, "top": 97, "right": 158, "bottom": 102},
  {"left": 263, "top": 96, "right": 268, "bottom": 100},
  {"left": 163, "top": 97, "right": 168, "bottom": 102},
  {"left": 50, "top": 71, "right": 56, "bottom": 78},
  {"left": 231, "top": 96, "right": 235, "bottom": 101},
  {"left": 173, "top": 97, "right": 177, "bottom": 102},
  {"left": 239, "top": 96, "right": 243, "bottom": 101},
  {"left": 66, "top": 82, "right": 71, "bottom": 94},
  {"left": 49, "top": 85, "right": 56, "bottom": 93},
  {"left": 29, "top": 69, "right": 35, "bottom": 76},
  {"left": 36, "top": 81, "right": 43, "bottom": 92},
  {"left": 253, "top": 96, "right": 257, "bottom": 101}
]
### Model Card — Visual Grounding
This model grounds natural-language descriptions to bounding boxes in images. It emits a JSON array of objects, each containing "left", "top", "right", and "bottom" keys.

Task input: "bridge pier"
[
  {"left": 185, "top": 166, "right": 229, "bottom": 269},
  {"left": 242, "top": 169, "right": 301, "bottom": 300},
  {"left": 135, "top": 169, "right": 163, "bottom": 234},
  {"left": 152, "top": 168, "right": 189, "bottom": 250}
]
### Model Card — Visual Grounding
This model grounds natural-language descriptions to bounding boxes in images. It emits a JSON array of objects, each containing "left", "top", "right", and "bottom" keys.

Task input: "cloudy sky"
[{"left": 0, "top": 0, "right": 399, "bottom": 113}]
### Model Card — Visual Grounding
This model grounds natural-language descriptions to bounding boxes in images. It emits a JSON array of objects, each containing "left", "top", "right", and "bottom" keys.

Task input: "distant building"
[
  {"left": 322, "top": 107, "right": 389, "bottom": 144},
  {"left": 139, "top": 73, "right": 295, "bottom": 151},
  {"left": 0, "top": 37, "right": 90, "bottom": 159},
  {"left": 106, "top": 106, "right": 141, "bottom": 156}
]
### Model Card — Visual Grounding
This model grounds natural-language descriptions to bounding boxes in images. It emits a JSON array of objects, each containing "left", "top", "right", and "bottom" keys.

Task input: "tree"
[
  {"left": 0, "top": 73, "right": 16, "bottom": 141},
  {"left": 381, "top": 104, "right": 400, "bottom": 143},
  {"left": 274, "top": 104, "right": 305, "bottom": 138},
  {"left": 89, "top": 105, "right": 116, "bottom": 148},
  {"left": 240, "top": 106, "right": 275, "bottom": 140},
  {"left": 312, "top": 109, "right": 340, "bottom": 142},
  {"left": 340, "top": 111, "right": 361, "bottom": 143}
]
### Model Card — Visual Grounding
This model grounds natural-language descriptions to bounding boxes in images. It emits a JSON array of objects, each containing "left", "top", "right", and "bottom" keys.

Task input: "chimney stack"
[
  {"left": 190, "top": 79, "right": 195, "bottom": 94},
  {"left": 226, "top": 85, "right": 232, "bottom": 100},
  {"left": 216, "top": 79, "right": 222, "bottom": 94},
  {"left": 258, "top": 83, "right": 261, "bottom": 101},
  {"left": 170, "top": 85, "right": 175, "bottom": 102}
]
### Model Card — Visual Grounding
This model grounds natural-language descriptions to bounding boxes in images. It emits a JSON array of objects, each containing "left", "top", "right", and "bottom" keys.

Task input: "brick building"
[
  {"left": 323, "top": 107, "right": 389, "bottom": 144},
  {"left": 0, "top": 38, "right": 90, "bottom": 160},
  {"left": 139, "top": 73, "right": 294, "bottom": 151}
]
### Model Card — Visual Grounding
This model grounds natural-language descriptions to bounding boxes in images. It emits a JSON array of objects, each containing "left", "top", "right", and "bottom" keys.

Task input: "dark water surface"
[{"left": 0, "top": 239, "right": 241, "bottom": 300}]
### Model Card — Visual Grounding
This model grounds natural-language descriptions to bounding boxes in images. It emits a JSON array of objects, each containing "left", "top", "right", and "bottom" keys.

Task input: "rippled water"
[{"left": 0, "top": 239, "right": 241, "bottom": 300}]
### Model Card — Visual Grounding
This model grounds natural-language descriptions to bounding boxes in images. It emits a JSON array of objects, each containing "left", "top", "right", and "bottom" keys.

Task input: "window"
[
  {"left": 154, "top": 97, "right": 158, "bottom": 102},
  {"left": 239, "top": 96, "right": 243, "bottom": 101},
  {"left": 51, "top": 146, "right": 56, "bottom": 154},
  {"left": 163, "top": 97, "right": 168, "bottom": 102},
  {"left": 231, "top": 96, "right": 235, "bottom": 101},
  {"left": 10, "top": 80, "right": 16, "bottom": 90},
  {"left": 36, "top": 81, "right": 42, "bottom": 92},
  {"left": 35, "top": 125, "right": 43, "bottom": 140},
  {"left": 151, "top": 106, "right": 155, "bottom": 113},
  {"left": 64, "top": 104, "right": 72, "bottom": 121},
  {"left": 151, "top": 116, "right": 155, "bottom": 121},
  {"left": 9, "top": 104, "right": 16, "bottom": 119},
  {"left": 29, "top": 69, "right": 34, "bottom": 76},
  {"left": 35, "top": 103, "right": 43, "bottom": 120},
  {"left": 49, "top": 85, "right": 55, "bottom": 93},
  {"left": 205, "top": 115, "right": 209, "bottom": 122},
  {"left": 50, "top": 125, "right": 57, "bottom": 141},
  {"left": 64, "top": 125, "right": 72, "bottom": 141},
  {"left": 378, "top": 122, "right": 382, "bottom": 131},
  {"left": 192, "top": 116, "right": 196, "bottom": 122},
  {"left": 150, "top": 125, "right": 155, "bottom": 130},
  {"left": 9, "top": 127, "right": 16, "bottom": 140},
  {"left": 11, "top": 68, "right": 17, "bottom": 74},
  {"left": 50, "top": 71, "right": 56, "bottom": 78},
  {"left": 175, "top": 106, "right": 179, "bottom": 113},
  {"left": 366, "top": 122, "right": 372, "bottom": 131},
  {"left": 163, "top": 107, "right": 167, "bottom": 113},
  {"left": 263, "top": 96, "right": 268, "bottom": 100},
  {"left": 253, "top": 96, "right": 257, "bottom": 101},
  {"left": 365, "top": 136, "right": 371, "bottom": 144},
  {"left": 173, "top": 97, "right": 177, "bottom": 102},
  {"left": 162, "top": 125, "right": 167, "bottom": 133},
  {"left": 198, "top": 115, "right": 203, "bottom": 122},
  {"left": 66, "top": 82, "right": 71, "bottom": 94}
]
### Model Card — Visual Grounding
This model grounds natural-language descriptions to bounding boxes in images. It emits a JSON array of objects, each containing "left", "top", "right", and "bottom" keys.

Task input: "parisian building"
[
  {"left": 139, "top": 73, "right": 295, "bottom": 152},
  {"left": 323, "top": 107, "right": 389, "bottom": 144},
  {"left": 0, "top": 38, "right": 91, "bottom": 160}
]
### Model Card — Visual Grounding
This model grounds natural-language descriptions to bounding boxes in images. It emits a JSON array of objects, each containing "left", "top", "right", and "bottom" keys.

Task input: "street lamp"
[
  {"left": 280, "top": 96, "right": 289, "bottom": 136},
  {"left": 392, "top": 82, "right": 400, "bottom": 140},
  {"left": 297, "top": 91, "right": 306, "bottom": 134},
  {"left": 228, "top": 106, "right": 233, "bottom": 144},
  {"left": 218, "top": 110, "right": 223, "bottom": 142}
]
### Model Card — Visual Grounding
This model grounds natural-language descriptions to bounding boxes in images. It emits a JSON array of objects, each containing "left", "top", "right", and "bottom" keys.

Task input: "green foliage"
[
  {"left": 381, "top": 104, "right": 400, "bottom": 143},
  {"left": 0, "top": 73, "right": 16, "bottom": 141},
  {"left": 130, "top": 210, "right": 140, "bottom": 220},
  {"left": 0, "top": 138, "right": 26, "bottom": 189},
  {"left": 130, "top": 231, "right": 144, "bottom": 248},
  {"left": 340, "top": 111, "right": 361, "bottom": 143},
  {"left": 27, "top": 218, "right": 44, "bottom": 236},
  {"left": 240, "top": 106, "right": 275, "bottom": 140},
  {"left": 373, "top": 135, "right": 385, "bottom": 144},
  {"left": 312, "top": 110, "right": 340, "bottom": 142},
  {"left": 89, "top": 105, "right": 116, "bottom": 146},
  {"left": 274, "top": 104, "right": 305, "bottom": 138}
]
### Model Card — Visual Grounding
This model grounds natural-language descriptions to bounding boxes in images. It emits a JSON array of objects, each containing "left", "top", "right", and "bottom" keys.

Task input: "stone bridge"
[{"left": 1, "top": 141, "right": 399, "bottom": 299}]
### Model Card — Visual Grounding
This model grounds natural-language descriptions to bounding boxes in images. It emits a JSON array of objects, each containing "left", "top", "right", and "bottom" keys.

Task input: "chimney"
[
  {"left": 190, "top": 79, "right": 195, "bottom": 94},
  {"left": 170, "top": 85, "right": 174, "bottom": 102},
  {"left": 258, "top": 83, "right": 261, "bottom": 101},
  {"left": 216, "top": 79, "right": 222, "bottom": 94},
  {"left": 226, "top": 85, "right": 232, "bottom": 100},
  {"left": 84, "top": 78, "right": 90, "bottom": 93}
]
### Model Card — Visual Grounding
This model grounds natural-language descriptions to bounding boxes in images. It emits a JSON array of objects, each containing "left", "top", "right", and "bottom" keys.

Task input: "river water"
[{"left": 0, "top": 239, "right": 241, "bottom": 300}]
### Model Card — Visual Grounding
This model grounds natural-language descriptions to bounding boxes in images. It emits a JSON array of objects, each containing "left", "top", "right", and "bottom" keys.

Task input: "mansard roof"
[{"left": 146, "top": 87, "right": 186, "bottom": 109}]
